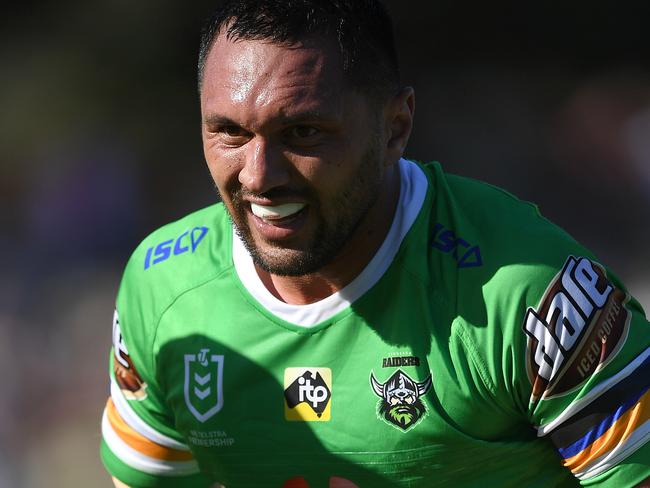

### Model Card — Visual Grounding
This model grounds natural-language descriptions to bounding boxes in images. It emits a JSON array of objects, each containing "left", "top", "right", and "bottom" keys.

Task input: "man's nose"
[{"left": 238, "top": 137, "right": 290, "bottom": 194}]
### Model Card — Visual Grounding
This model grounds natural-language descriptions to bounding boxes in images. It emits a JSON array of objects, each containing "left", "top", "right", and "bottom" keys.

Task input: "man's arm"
[
  {"left": 516, "top": 255, "right": 650, "bottom": 486},
  {"left": 112, "top": 477, "right": 129, "bottom": 488},
  {"left": 101, "top": 305, "right": 207, "bottom": 486}
]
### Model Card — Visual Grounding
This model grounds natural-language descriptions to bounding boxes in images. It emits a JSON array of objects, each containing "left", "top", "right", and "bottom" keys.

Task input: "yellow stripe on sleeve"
[
  {"left": 105, "top": 398, "right": 194, "bottom": 462},
  {"left": 563, "top": 390, "right": 650, "bottom": 473}
]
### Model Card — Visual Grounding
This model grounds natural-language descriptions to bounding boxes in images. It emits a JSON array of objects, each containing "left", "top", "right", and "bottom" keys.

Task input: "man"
[{"left": 100, "top": 1, "right": 650, "bottom": 486}]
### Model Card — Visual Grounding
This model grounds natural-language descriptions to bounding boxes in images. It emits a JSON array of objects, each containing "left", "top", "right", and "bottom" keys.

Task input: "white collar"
[{"left": 232, "top": 158, "right": 428, "bottom": 327}]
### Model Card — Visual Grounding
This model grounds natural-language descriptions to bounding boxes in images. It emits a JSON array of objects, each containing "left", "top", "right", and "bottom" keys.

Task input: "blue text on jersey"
[
  {"left": 144, "top": 227, "right": 209, "bottom": 270},
  {"left": 431, "top": 223, "right": 482, "bottom": 268}
]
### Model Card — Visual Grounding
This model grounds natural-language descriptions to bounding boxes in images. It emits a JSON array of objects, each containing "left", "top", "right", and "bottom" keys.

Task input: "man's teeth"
[{"left": 250, "top": 203, "right": 306, "bottom": 220}]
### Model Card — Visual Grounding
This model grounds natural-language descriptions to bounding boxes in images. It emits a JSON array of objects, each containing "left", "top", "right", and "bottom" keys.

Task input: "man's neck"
[{"left": 255, "top": 165, "right": 401, "bottom": 305}]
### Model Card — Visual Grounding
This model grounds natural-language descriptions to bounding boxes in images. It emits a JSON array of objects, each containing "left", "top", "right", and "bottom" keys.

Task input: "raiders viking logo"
[{"left": 370, "top": 370, "right": 432, "bottom": 431}]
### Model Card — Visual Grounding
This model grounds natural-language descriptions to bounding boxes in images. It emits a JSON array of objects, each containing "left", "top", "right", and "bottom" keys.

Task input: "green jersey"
[{"left": 101, "top": 160, "right": 650, "bottom": 487}]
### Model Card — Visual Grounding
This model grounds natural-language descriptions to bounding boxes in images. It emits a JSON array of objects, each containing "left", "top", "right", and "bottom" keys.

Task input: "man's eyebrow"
[
  {"left": 276, "top": 110, "right": 336, "bottom": 124},
  {"left": 203, "top": 110, "right": 337, "bottom": 128},
  {"left": 203, "top": 114, "right": 238, "bottom": 126}
]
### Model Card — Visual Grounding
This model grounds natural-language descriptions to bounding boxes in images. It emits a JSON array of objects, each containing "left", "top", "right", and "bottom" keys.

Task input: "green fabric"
[{"left": 102, "top": 161, "right": 649, "bottom": 487}]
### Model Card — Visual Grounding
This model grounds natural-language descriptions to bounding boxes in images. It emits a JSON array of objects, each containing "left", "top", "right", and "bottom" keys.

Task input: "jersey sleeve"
[
  {"left": 521, "top": 254, "right": 650, "bottom": 487},
  {"left": 100, "top": 258, "right": 212, "bottom": 487}
]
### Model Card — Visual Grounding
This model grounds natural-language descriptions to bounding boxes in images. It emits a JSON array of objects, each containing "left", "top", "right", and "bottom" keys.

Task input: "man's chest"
[{"left": 152, "top": 296, "right": 573, "bottom": 487}]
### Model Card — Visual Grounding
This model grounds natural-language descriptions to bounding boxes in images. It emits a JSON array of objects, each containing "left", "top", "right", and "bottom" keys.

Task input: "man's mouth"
[{"left": 250, "top": 202, "right": 306, "bottom": 222}]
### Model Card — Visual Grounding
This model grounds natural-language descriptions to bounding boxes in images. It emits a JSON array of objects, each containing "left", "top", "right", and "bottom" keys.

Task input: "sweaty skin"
[
  {"left": 200, "top": 33, "right": 414, "bottom": 304},
  {"left": 111, "top": 33, "right": 650, "bottom": 488}
]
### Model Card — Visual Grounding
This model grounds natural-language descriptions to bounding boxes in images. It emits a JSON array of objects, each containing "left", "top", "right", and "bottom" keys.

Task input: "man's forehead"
[
  {"left": 200, "top": 33, "right": 354, "bottom": 125},
  {"left": 202, "top": 33, "right": 346, "bottom": 93}
]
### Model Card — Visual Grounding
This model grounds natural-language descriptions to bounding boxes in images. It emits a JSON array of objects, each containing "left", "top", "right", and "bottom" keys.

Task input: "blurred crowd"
[{"left": 1, "top": 1, "right": 648, "bottom": 487}]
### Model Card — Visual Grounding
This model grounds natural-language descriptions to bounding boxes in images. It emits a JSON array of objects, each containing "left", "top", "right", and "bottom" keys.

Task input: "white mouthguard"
[{"left": 250, "top": 202, "right": 306, "bottom": 220}]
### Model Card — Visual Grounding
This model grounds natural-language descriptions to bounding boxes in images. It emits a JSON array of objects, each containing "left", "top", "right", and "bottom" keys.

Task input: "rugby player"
[{"left": 101, "top": 1, "right": 650, "bottom": 486}]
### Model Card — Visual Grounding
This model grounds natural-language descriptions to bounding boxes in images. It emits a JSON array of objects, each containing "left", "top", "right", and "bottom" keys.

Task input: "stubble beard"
[{"left": 224, "top": 142, "right": 384, "bottom": 277}]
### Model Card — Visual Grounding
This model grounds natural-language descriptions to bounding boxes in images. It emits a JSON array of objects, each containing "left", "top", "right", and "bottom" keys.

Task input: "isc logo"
[
  {"left": 431, "top": 223, "right": 482, "bottom": 268},
  {"left": 144, "top": 226, "right": 208, "bottom": 270}
]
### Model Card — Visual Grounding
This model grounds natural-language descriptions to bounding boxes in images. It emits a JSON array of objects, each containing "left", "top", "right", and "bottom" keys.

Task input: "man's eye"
[
  {"left": 286, "top": 125, "right": 319, "bottom": 139},
  {"left": 214, "top": 125, "right": 251, "bottom": 145},
  {"left": 221, "top": 125, "right": 247, "bottom": 137}
]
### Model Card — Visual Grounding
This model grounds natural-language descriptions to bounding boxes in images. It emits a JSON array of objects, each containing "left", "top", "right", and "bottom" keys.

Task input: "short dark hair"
[{"left": 197, "top": 0, "right": 400, "bottom": 100}]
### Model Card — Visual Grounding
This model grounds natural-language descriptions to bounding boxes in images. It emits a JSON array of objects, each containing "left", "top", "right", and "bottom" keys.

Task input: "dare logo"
[
  {"left": 112, "top": 310, "right": 148, "bottom": 400},
  {"left": 523, "top": 256, "right": 631, "bottom": 403}
]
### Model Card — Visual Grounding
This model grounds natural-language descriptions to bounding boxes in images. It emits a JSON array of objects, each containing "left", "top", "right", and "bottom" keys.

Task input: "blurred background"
[{"left": 1, "top": 1, "right": 649, "bottom": 486}]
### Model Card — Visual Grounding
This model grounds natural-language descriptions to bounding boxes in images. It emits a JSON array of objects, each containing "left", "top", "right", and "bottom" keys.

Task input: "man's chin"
[
  {"left": 236, "top": 229, "right": 318, "bottom": 277},
  {"left": 232, "top": 209, "right": 346, "bottom": 277},
  {"left": 250, "top": 245, "right": 324, "bottom": 277}
]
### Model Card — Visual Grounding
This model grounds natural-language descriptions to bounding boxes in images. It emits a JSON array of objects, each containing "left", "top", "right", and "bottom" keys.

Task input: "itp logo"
[{"left": 284, "top": 368, "right": 332, "bottom": 421}]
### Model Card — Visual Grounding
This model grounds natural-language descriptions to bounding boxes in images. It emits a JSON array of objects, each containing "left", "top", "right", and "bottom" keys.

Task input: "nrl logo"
[
  {"left": 184, "top": 348, "right": 224, "bottom": 423},
  {"left": 370, "top": 369, "right": 432, "bottom": 431}
]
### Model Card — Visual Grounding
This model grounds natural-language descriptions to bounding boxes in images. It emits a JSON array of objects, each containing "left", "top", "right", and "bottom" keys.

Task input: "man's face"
[{"left": 200, "top": 33, "right": 388, "bottom": 276}]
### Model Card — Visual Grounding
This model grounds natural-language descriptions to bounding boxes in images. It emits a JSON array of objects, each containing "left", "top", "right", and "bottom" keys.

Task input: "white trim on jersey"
[
  {"left": 536, "top": 347, "right": 650, "bottom": 436},
  {"left": 232, "top": 158, "right": 428, "bottom": 328},
  {"left": 110, "top": 379, "right": 191, "bottom": 451},
  {"left": 101, "top": 409, "right": 200, "bottom": 476},
  {"left": 574, "top": 419, "right": 650, "bottom": 480}
]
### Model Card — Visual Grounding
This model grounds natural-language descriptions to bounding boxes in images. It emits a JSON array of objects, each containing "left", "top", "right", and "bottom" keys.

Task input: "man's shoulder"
[
  {"left": 424, "top": 161, "right": 556, "bottom": 235},
  {"left": 423, "top": 161, "right": 598, "bottom": 323},
  {"left": 423, "top": 161, "right": 584, "bottom": 269},
  {"left": 117, "top": 203, "right": 233, "bottom": 318}
]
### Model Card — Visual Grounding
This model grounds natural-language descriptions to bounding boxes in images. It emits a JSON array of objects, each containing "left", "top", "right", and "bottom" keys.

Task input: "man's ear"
[{"left": 384, "top": 86, "right": 415, "bottom": 165}]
